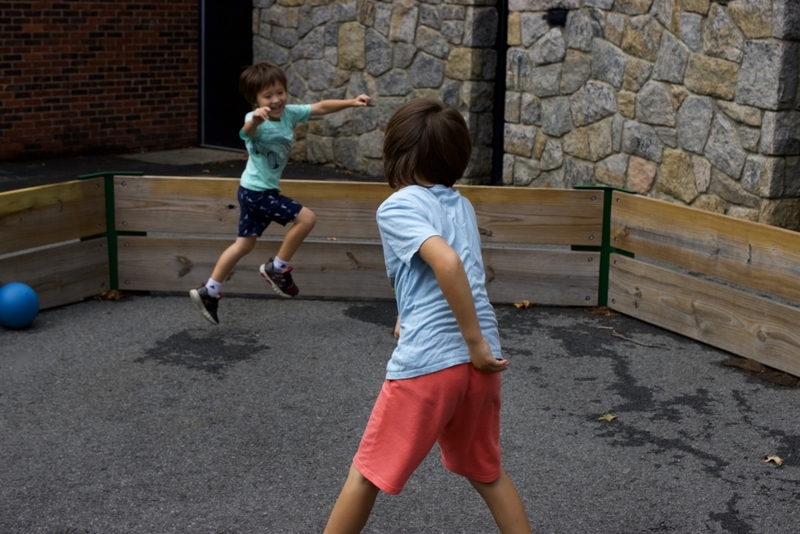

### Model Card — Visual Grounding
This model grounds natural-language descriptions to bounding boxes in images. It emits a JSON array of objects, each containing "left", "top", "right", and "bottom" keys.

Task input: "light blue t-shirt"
[
  {"left": 239, "top": 104, "right": 311, "bottom": 192},
  {"left": 376, "top": 184, "right": 501, "bottom": 380}
]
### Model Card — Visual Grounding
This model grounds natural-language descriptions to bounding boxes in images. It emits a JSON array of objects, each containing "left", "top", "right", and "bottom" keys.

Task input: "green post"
[
  {"left": 78, "top": 171, "right": 144, "bottom": 290},
  {"left": 573, "top": 185, "right": 635, "bottom": 307}
]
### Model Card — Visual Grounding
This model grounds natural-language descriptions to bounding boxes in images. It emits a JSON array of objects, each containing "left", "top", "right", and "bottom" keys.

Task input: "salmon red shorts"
[{"left": 353, "top": 362, "right": 502, "bottom": 495}]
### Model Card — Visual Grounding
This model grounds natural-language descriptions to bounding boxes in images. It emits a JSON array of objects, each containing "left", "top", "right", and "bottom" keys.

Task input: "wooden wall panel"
[
  {"left": 483, "top": 247, "right": 599, "bottom": 305},
  {"left": 611, "top": 192, "right": 800, "bottom": 305},
  {"left": 608, "top": 254, "right": 800, "bottom": 377},
  {"left": 0, "top": 238, "right": 109, "bottom": 309},
  {"left": 116, "top": 235, "right": 394, "bottom": 300},
  {"left": 0, "top": 178, "right": 106, "bottom": 255},
  {"left": 460, "top": 186, "right": 604, "bottom": 246}
]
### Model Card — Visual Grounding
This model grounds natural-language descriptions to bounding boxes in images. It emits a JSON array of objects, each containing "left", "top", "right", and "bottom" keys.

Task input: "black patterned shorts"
[{"left": 237, "top": 186, "right": 303, "bottom": 237}]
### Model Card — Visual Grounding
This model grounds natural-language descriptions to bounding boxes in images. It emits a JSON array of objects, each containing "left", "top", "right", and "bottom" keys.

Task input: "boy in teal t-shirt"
[{"left": 190, "top": 61, "right": 370, "bottom": 325}]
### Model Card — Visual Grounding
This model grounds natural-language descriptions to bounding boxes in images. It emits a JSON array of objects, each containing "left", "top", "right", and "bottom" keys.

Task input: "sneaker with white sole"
[
  {"left": 189, "top": 286, "right": 221, "bottom": 325},
  {"left": 260, "top": 260, "right": 299, "bottom": 297}
]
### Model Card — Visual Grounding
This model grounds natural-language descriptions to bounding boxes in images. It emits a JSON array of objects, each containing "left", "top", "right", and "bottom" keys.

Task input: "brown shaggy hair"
[
  {"left": 383, "top": 98, "right": 472, "bottom": 189},
  {"left": 238, "top": 61, "right": 288, "bottom": 108}
]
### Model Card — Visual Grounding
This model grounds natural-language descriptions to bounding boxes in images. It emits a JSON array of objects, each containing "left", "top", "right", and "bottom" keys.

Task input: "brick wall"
[{"left": 0, "top": 1, "right": 198, "bottom": 161}]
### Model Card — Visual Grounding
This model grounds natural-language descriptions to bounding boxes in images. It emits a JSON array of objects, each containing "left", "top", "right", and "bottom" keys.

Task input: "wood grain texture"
[
  {"left": 483, "top": 247, "right": 599, "bottom": 305},
  {"left": 0, "top": 238, "right": 109, "bottom": 309},
  {"left": 611, "top": 191, "right": 800, "bottom": 305},
  {"left": 0, "top": 178, "right": 106, "bottom": 255},
  {"left": 608, "top": 254, "right": 800, "bottom": 377},
  {"left": 115, "top": 177, "right": 604, "bottom": 246}
]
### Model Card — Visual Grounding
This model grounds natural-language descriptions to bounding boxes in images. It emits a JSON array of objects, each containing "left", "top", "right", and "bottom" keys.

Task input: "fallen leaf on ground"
[
  {"left": 763, "top": 455, "right": 783, "bottom": 466},
  {"left": 514, "top": 300, "right": 533, "bottom": 309},
  {"left": 93, "top": 290, "right": 127, "bottom": 301},
  {"left": 598, "top": 414, "right": 617, "bottom": 422}
]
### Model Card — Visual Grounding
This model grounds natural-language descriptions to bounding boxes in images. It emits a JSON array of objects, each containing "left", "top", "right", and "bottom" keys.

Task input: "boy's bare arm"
[
  {"left": 310, "top": 94, "right": 370, "bottom": 116},
  {"left": 418, "top": 236, "right": 508, "bottom": 373}
]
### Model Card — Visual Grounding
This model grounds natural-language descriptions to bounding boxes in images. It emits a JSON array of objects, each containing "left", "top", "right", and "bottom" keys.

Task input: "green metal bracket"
[
  {"left": 78, "top": 171, "right": 144, "bottom": 290},
  {"left": 573, "top": 185, "right": 636, "bottom": 307}
]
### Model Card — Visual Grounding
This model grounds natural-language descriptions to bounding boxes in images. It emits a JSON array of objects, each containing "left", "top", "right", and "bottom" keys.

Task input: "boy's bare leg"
[
  {"left": 324, "top": 464, "right": 380, "bottom": 534},
  {"left": 276, "top": 207, "right": 316, "bottom": 262},
  {"left": 211, "top": 236, "right": 257, "bottom": 282},
  {"left": 469, "top": 469, "right": 532, "bottom": 534}
]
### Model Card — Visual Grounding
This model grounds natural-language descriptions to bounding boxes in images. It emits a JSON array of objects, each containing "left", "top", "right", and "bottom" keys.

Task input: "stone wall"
[
  {"left": 252, "top": 0, "right": 499, "bottom": 182},
  {"left": 503, "top": 0, "right": 800, "bottom": 229},
  {"left": 253, "top": 0, "right": 800, "bottom": 229}
]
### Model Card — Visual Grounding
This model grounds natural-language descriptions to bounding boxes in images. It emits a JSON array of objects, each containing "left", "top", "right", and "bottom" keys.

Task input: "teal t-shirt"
[
  {"left": 239, "top": 104, "right": 311, "bottom": 191},
  {"left": 376, "top": 184, "right": 501, "bottom": 380}
]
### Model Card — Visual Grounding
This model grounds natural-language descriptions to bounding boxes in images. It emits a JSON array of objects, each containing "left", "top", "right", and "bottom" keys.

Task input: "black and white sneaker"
[
  {"left": 260, "top": 260, "right": 299, "bottom": 297},
  {"left": 189, "top": 286, "right": 220, "bottom": 325}
]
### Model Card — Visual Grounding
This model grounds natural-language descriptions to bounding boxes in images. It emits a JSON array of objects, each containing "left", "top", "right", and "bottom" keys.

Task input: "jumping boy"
[
  {"left": 324, "top": 98, "right": 532, "bottom": 533},
  {"left": 190, "top": 61, "right": 370, "bottom": 325}
]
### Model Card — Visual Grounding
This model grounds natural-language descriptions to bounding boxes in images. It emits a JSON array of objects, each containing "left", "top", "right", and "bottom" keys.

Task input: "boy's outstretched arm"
[
  {"left": 310, "top": 94, "right": 370, "bottom": 116},
  {"left": 418, "top": 236, "right": 508, "bottom": 374}
]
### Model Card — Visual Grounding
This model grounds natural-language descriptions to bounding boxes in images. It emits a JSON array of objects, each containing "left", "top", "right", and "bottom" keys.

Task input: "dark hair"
[
  {"left": 239, "top": 61, "right": 288, "bottom": 108},
  {"left": 383, "top": 98, "right": 472, "bottom": 189}
]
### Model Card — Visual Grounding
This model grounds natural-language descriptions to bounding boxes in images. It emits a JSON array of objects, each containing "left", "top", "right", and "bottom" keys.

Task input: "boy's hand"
[
  {"left": 468, "top": 338, "right": 508, "bottom": 374},
  {"left": 393, "top": 315, "right": 400, "bottom": 339},
  {"left": 252, "top": 107, "right": 271, "bottom": 124},
  {"left": 354, "top": 94, "right": 370, "bottom": 107}
]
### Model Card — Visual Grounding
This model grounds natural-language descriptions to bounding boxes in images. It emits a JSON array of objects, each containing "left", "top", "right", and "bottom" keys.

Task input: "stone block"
[
  {"left": 622, "top": 120, "right": 663, "bottom": 162},
  {"left": 758, "top": 198, "right": 800, "bottom": 230},
  {"left": 760, "top": 111, "right": 800, "bottom": 156},
  {"left": 569, "top": 81, "right": 617, "bottom": 127},
  {"left": 680, "top": 13, "right": 702, "bottom": 52},
  {"left": 708, "top": 167, "right": 760, "bottom": 208},
  {"left": 684, "top": 54, "right": 738, "bottom": 100},
  {"left": 563, "top": 117, "right": 613, "bottom": 162},
  {"left": 693, "top": 155, "right": 711, "bottom": 192},
  {"left": 773, "top": 0, "right": 800, "bottom": 40},
  {"left": 626, "top": 155, "right": 657, "bottom": 193},
  {"left": 703, "top": 3, "right": 744, "bottom": 63},
  {"left": 592, "top": 39, "right": 626, "bottom": 89},
  {"left": 705, "top": 114, "right": 747, "bottom": 179},
  {"left": 560, "top": 50, "right": 592, "bottom": 94},
  {"left": 652, "top": 31, "right": 689, "bottom": 84},
  {"left": 677, "top": 95, "right": 712, "bottom": 154},
  {"left": 530, "top": 28, "right": 566, "bottom": 66},
  {"left": 636, "top": 81, "right": 676, "bottom": 127},
  {"left": 728, "top": 0, "right": 772, "bottom": 39},
  {"left": 692, "top": 195, "right": 727, "bottom": 214},
  {"left": 615, "top": 0, "right": 655, "bottom": 15},
  {"left": 742, "top": 156, "right": 785, "bottom": 198},
  {"left": 736, "top": 40, "right": 799, "bottom": 111},
  {"left": 656, "top": 149, "right": 699, "bottom": 203},
  {"left": 622, "top": 57, "right": 653, "bottom": 92},
  {"left": 540, "top": 97, "right": 573, "bottom": 137},
  {"left": 530, "top": 64, "right": 562, "bottom": 98},
  {"left": 621, "top": 14, "right": 662, "bottom": 62}
]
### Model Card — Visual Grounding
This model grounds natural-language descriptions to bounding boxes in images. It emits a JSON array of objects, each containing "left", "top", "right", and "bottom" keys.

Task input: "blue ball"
[{"left": 0, "top": 282, "right": 40, "bottom": 329}]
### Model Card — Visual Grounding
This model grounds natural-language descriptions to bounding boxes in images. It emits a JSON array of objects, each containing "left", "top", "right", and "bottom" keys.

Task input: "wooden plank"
[
  {"left": 0, "top": 238, "right": 110, "bottom": 310},
  {"left": 611, "top": 191, "right": 800, "bottom": 304},
  {"left": 117, "top": 235, "right": 597, "bottom": 306},
  {"left": 113, "top": 176, "right": 392, "bottom": 238},
  {"left": 483, "top": 247, "right": 599, "bottom": 305},
  {"left": 117, "top": 235, "right": 394, "bottom": 299},
  {"left": 459, "top": 186, "right": 604, "bottom": 246},
  {"left": 0, "top": 178, "right": 106, "bottom": 255},
  {"left": 115, "top": 177, "right": 603, "bottom": 246},
  {"left": 608, "top": 254, "right": 800, "bottom": 377}
]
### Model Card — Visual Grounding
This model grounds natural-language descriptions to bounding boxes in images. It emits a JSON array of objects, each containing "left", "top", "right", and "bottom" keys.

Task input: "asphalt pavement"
[{"left": 1, "top": 150, "right": 799, "bottom": 533}]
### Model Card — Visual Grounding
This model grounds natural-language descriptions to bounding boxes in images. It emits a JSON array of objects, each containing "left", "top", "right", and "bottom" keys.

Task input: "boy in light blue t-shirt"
[
  {"left": 324, "top": 98, "right": 531, "bottom": 533},
  {"left": 190, "top": 61, "right": 369, "bottom": 325}
]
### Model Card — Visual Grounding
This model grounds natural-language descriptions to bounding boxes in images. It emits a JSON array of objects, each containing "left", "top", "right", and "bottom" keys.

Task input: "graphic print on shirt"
[{"left": 251, "top": 126, "right": 293, "bottom": 170}]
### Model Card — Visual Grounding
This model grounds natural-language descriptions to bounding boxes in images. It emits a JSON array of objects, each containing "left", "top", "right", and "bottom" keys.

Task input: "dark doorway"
[{"left": 199, "top": 0, "right": 253, "bottom": 150}]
